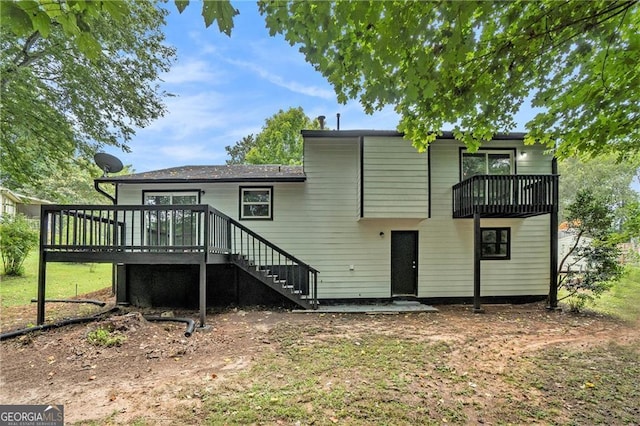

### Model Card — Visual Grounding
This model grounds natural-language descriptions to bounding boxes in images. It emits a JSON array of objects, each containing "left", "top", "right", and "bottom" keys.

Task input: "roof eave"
[
  {"left": 96, "top": 176, "right": 307, "bottom": 184},
  {"left": 301, "top": 129, "right": 527, "bottom": 140}
]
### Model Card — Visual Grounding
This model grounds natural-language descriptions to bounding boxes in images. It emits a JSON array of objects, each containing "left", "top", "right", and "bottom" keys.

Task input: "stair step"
[{"left": 232, "top": 253, "right": 315, "bottom": 310}]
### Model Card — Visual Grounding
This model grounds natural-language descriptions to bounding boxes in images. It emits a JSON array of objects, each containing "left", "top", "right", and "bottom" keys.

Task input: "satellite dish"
[{"left": 94, "top": 152, "right": 123, "bottom": 177}]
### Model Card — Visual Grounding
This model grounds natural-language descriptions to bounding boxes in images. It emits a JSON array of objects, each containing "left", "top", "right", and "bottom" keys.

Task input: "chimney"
[
  {"left": 317, "top": 115, "right": 326, "bottom": 130},
  {"left": 336, "top": 113, "right": 341, "bottom": 130}
]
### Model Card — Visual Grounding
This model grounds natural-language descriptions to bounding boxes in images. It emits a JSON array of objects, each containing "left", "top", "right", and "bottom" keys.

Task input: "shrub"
[
  {"left": 558, "top": 190, "right": 625, "bottom": 311},
  {"left": 0, "top": 214, "right": 39, "bottom": 276}
]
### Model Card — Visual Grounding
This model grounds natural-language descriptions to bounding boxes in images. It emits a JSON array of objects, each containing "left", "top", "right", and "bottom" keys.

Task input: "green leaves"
[
  {"left": 1, "top": 1, "right": 175, "bottom": 186},
  {"left": 0, "top": 1, "right": 37, "bottom": 36},
  {"left": 174, "top": 0, "right": 190, "bottom": 14},
  {"left": 259, "top": 1, "right": 640, "bottom": 159},
  {"left": 226, "top": 107, "right": 321, "bottom": 165},
  {"left": 201, "top": 0, "right": 238, "bottom": 35},
  {"left": 173, "top": 0, "right": 238, "bottom": 36},
  {"left": 1, "top": 1, "right": 132, "bottom": 60}
]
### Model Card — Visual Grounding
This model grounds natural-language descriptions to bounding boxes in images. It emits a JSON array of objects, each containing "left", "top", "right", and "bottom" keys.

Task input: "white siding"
[
  {"left": 116, "top": 135, "right": 554, "bottom": 300},
  {"left": 362, "top": 136, "right": 428, "bottom": 218},
  {"left": 421, "top": 139, "right": 552, "bottom": 297},
  {"left": 1, "top": 193, "right": 17, "bottom": 217}
]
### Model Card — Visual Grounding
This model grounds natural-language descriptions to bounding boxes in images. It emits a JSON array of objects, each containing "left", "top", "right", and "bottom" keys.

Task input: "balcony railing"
[
  {"left": 40, "top": 204, "right": 318, "bottom": 306},
  {"left": 452, "top": 174, "right": 559, "bottom": 218}
]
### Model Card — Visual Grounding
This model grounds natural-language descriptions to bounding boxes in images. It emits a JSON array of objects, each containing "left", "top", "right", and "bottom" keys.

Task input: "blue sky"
[{"left": 104, "top": 2, "right": 535, "bottom": 173}]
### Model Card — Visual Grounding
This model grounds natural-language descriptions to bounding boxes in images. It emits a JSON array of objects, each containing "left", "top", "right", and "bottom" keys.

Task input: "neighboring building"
[
  {"left": 0, "top": 187, "right": 20, "bottom": 218},
  {"left": 0, "top": 187, "right": 53, "bottom": 224},
  {"left": 36, "top": 131, "right": 559, "bottom": 325}
]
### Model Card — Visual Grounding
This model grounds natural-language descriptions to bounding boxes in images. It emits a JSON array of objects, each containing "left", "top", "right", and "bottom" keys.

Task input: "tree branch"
[
  {"left": 601, "top": 3, "right": 632, "bottom": 89},
  {"left": 558, "top": 229, "right": 585, "bottom": 273},
  {"left": 1, "top": 32, "right": 46, "bottom": 91}
]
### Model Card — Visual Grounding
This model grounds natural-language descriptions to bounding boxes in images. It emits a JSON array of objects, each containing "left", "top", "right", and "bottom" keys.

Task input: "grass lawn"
[
  {"left": 559, "top": 265, "right": 640, "bottom": 323},
  {"left": 0, "top": 251, "right": 112, "bottom": 308},
  {"left": 588, "top": 266, "right": 640, "bottom": 322},
  {"left": 176, "top": 269, "right": 640, "bottom": 425}
]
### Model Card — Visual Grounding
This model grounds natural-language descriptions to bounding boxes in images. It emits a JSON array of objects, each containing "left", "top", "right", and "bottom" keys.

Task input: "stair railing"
[{"left": 207, "top": 206, "right": 318, "bottom": 308}]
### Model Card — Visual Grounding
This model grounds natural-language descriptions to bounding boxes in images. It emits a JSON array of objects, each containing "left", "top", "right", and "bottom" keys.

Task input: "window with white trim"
[
  {"left": 240, "top": 187, "right": 272, "bottom": 220},
  {"left": 480, "top": 227, "right": 511, "bottom": 260}
]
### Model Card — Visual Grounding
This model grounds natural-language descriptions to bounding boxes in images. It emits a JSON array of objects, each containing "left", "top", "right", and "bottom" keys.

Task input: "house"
[
  {"left": 36, "top": 130, "right": 559, "bottom": 325},
  {"left": 0, "top": 187, "right": 20, "bottom": 218},
  {"left": 0, "top": 187, "right": 53, "bottom": 224}
]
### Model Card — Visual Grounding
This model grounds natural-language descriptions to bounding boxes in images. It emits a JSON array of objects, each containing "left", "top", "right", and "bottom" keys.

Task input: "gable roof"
[
  {"left": 0, "top": 187, "right": 53, "bottom": 205},
  {"left": 98, "top": 164, "right": 305, "bottom": 184}
]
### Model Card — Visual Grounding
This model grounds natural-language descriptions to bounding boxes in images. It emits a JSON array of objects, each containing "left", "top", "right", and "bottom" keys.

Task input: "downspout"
[
  {"left": 3, "top": 307, "right": 119, "bottom": 341},
  {"left": 143, "top": 316, "right": 196, "bottom": 338},
  {"left": 94, "top": 180, "right": 116, "bottom": 204}
]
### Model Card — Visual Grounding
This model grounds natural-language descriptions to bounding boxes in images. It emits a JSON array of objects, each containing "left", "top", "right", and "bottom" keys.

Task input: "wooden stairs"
[{"left": 231, "top": 254, "right": 316, "bottom": 310}]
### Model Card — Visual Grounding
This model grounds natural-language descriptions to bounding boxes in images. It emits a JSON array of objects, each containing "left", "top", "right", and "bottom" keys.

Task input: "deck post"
[
  {"left": 199, "top": 260, "right": 207, "bottom": 327},
  {"left": 547, "top": 158, "right": 560, "bottom": 309},
  {"left": 37, "top": 205, "right": 49, "bottom": 325},
  {"left": 37, "top": 253, "right": 47, "bottom": 325},
  {"left": 473, "top": 212, "right": 484, "bottom": 313},
  {"left": 200, "top": 206, "right": 209, "bottom": 327}
]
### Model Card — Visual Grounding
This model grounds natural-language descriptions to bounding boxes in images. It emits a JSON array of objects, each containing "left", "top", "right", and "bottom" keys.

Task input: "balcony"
[{"left": 452, "top": 174, "right": 559, "bottom": 219}]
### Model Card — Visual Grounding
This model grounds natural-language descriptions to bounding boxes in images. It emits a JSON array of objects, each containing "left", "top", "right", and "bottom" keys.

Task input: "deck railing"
[
  {"left": 40, "top": 204, "right": 318, "bottom": 306},
  {"left": 452, "top": 174, "right": 559, "bottom": 218}
]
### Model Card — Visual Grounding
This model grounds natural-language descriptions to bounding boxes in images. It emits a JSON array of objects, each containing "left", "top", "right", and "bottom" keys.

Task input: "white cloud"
[
  {"left": 141, "top": 91, "right": 230, "bottom": 138},
  {"left": 159, "top": 144, "right": 211, "bottom": 162},
  {"left": 227, "top": 59, "right": 334, "bottom": 100},
  {"left": 161, "top": 59, "right": 223, "bottom": 84},
  {"left": 187, "top": 30, "right": 219, "bottom": 55}
]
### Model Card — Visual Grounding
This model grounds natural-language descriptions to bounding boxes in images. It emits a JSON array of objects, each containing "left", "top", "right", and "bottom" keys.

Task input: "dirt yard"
[{"left": 1, "top": 291, "right": 638, "bottom": 425}]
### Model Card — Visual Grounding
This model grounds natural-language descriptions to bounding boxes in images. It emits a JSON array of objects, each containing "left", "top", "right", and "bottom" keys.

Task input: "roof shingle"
[{"left": 98, "top": 165, "right": 305, "bottom": 183}]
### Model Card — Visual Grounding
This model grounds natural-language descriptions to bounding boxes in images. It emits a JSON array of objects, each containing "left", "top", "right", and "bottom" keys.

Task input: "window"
[
  {"left": 144, "top": 193, "right": 198, "bottom": 206},
  {"left": 461, "top": 150, "right": 514, "bottom": 180},
  {"left": 461, "top": 150, "right": 516, "bottom": 205},
  {"left": 480, "top": 228, "right": 511, "bottom": 260},
  {"left": 143, "top": 191, "right": 199, "bottom": 246},
  {"left": 240, "top": 187, "right": 272, "bottom": 220}
]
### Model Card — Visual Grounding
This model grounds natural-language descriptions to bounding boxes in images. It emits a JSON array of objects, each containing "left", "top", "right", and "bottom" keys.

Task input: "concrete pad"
[{"left": 293, "top": 301, "right": 438, "bottom": 314}]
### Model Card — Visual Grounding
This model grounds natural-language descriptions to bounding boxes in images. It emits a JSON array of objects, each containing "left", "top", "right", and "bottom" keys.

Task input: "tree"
[
  {"left": 225, "top": 107, "right": 321, "bottom": 165},
  {"left": 0, "top": 214, "right": 39, "bottom": 276},
  {"left": 258, "top": 1, "right": 640, "bottom": 160},
  {"left": 5, "top": 158, "right": 133, "bottom": 205},
  {"left": 558, "top": 156, "right": 640, "bottom": 225},
  {"left": 558, "top": 190, "right": 625, "bottom": 311},
  {"left": 1, "top": 0, "right": 175, "bottom": 186},
  {"left": 226, "top": 135, "right": 256, "bottom": 165},
  {"left": 1, "top": 1, "right": 238, "bottom": 53}
]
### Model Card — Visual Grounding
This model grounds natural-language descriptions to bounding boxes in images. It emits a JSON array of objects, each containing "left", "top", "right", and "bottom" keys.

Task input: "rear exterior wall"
[{"left": 116, "top": 135, "right": 553, "bottom": 300}]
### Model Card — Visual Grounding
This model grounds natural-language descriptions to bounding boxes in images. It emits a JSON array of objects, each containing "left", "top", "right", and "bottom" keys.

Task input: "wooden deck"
[
  {"left": 452, "top": 174, "right": 559, "bottom": 218},
  {"left": 37, "top": 204, "right": 318, "bottom": 324}
]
